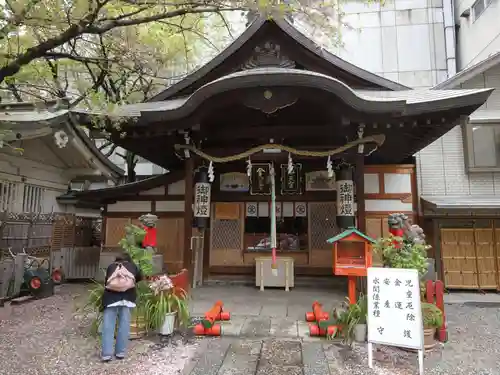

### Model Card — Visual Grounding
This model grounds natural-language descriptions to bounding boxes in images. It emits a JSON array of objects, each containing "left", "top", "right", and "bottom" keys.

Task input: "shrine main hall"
[{"left": 65, "top": 16, "right": 493, "bottom": 284}]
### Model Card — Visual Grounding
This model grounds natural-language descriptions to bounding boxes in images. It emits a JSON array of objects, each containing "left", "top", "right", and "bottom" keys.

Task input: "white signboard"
[
  {"left": 194, "top": 182, "right": 211, "bottom": 218},
  {"left": 367, "top": 267, "right": 424, "bottom": 374},
  {"left": 336, "top": 179, "right": 354, "bottom": 216}
]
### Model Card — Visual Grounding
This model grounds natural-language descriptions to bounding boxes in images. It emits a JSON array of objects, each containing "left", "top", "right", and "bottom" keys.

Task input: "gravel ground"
[
  {"left": 0, "top": 284, "right": 200, "bottom": 375},
  {"left": 323, "top": 304, "right": 500, "bottom": 375}
]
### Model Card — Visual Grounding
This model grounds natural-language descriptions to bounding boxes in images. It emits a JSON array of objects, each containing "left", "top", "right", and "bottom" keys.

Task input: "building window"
[
  {"left": 244, "top": 216, "right": 308, "bottom": 251},
  {"left": 22, "top": 184, "right": 45, "bottom": 213},
  {"left": 472, "top": 0, "right": 493, "bottom": 21},
  {"left": 0, "top": 181, "right": 18, "bottom": 212},
  {"left": 464, "top": 123, "right": 500, "bottom": 171}
]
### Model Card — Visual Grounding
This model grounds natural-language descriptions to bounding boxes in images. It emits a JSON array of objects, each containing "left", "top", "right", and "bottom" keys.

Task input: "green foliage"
[
  {"left": 421, "top": 302, "right": 443, "bottom": 329},
  {"left": 373, "top": 235, "right": 429, "bottom": 278},
  {"left": 80, "top": 222, "right": 191, "bottom": 337},
  {"left": 78, "top": 279, "right": 105, "bottom": 337},
  {"left": 119, "top": 224, "right": 153, "bottom": 276},
  {"left": 331, "top": 295, "right": 368, "bottom": 343},
  {"left": 145, "top": 289, "right": 190, "bottom": 330}
]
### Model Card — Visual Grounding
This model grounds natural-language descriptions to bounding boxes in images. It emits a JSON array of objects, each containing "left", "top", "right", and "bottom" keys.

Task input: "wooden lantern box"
[{"left": 327, "top": 228, "right": 375, "bottom": 277}]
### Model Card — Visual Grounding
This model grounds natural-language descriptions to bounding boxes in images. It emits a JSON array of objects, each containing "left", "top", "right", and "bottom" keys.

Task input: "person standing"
[{"left": 101, "top": 252, "right": 142, "bottom": 362}]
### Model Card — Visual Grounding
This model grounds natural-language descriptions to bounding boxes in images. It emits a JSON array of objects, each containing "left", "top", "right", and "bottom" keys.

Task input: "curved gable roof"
[
  {"left": 149, "top": 16, "right": 408, "bottom": 102},
  {"left": 0, "top": 100, "right": 124, "bottom": 180}
]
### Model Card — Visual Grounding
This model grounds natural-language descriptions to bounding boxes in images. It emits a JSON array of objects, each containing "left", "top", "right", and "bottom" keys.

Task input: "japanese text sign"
[
  {"left": 194, "top": 182, "right": 211, "bottom": 218},
  {"left": 367, "top": 267, "right": 423, "bottom": 350},
  {"left": 336, "top": 179, "right": 354, "bottom": 216}
]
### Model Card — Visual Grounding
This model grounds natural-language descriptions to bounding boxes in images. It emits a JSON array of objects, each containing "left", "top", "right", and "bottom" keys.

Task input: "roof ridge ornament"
[{"left": 241, "top": 40, "right": 296, "bottom": 70}]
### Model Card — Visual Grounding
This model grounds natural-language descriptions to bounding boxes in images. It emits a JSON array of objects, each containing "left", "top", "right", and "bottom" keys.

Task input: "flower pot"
[
  {"left": 353, "top": 324, "right": 367, "bottom": 342},
  {"left": 423, "top": 327, "right": 437, "bottom": 350},
  {"left": 159, "top": 312, "right": 176, "bottom": 336}
]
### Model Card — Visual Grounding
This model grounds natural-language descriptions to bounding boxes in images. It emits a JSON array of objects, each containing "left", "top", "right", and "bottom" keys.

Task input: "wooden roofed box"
[{"left": 327, "top": 228, "right": 375, "bottom": 277}]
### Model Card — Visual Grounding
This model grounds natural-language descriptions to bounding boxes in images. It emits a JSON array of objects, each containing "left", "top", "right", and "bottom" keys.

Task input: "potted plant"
[
  {"left": 422, "top": 302, "right": 443, "bottom": 350},
  {"left": 351, "top": 295, "right": 368, "bottom": 342},
  {"left": 146, "top": 275, "right": 190, "bottom": 335},
  {"left": 332, "top": 295, "right": 368, "bottom": 344}
]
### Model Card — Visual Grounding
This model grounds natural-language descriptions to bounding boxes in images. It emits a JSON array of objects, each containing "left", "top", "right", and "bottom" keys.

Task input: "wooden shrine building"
[{"left": 67, "top": 16, "right": 492, "bottom": 284}]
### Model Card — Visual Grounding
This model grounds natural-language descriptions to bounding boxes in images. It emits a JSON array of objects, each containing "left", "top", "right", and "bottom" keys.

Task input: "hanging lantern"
[
  {"left": 194, "top": 167, "right": 211, "bottom": 229},
  {"left": 336, "top": 165, "right": 355, "bottom": 229}
]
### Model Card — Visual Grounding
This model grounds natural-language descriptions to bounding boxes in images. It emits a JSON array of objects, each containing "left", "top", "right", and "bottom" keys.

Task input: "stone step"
[{"left": 205, "top": 275, "right": 347, "bottom": 289}]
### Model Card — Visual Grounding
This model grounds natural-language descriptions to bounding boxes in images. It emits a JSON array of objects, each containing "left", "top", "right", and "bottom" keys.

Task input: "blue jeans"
[{"left": 101, "top": 306, "right": 131, "bottom": 359}]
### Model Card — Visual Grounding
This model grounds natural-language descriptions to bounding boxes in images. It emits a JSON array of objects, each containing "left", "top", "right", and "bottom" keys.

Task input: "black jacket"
[{"left": 102, "top": 261, "right": 143, "bottom": 309}]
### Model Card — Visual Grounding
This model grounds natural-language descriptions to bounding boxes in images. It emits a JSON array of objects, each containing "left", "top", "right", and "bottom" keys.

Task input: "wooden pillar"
[
  {"left": 355, "top": 153, "right": 367, "bottom": 295},
  {"left": 355, "top": 153, "right": 366, "bottom": 232},
  {"left": 183, "top": 157, "right": 194, "bottom": 281}
]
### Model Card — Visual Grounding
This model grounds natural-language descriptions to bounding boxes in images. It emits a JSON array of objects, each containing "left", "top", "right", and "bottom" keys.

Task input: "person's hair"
[{"left": 115, "top": 252, "right": 132, "bottom": 263}]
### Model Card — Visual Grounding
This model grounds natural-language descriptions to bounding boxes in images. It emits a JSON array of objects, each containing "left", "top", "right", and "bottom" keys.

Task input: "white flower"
[
  {"left": 54, "top": 130, "right": 69, "bottom": 148},
  {"left": 149, "top": 275, "right": 174, "bottom": 295}
]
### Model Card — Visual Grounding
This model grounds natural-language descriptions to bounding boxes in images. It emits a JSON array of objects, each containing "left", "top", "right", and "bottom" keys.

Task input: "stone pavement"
[
  {"left": 444, "top": 291, "right": 500, "bottom": 306},
  {"left": 184, "top": 285, "right": 500, "bottom": 375},
  {"left": 189, "top": 284, "right": 347, "bottom": 340},
  {"left": 181, "top": 337, "right": 430, "bottom": 375}
]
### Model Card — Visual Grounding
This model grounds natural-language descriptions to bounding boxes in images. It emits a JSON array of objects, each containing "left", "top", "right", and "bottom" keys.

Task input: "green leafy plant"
[
  {"left": 119, "top": 224, "right": 153, "bottom": 276},
  {"left": 422, "top": 302, "right": 443, "bottom": 329},
  {"left": 331, "top": 295, "right": 368, "bottom": 344},
  {"left": 373, "top": 235, "right": 429, "bottom": 278},
  {"left": 81, "top": 223, "right": 155, "bottom": 336},
  {"left": 146, "top": 289, "right": 190, "bottom": 330},
  {"left": 78, "top": 279, "right": 105, "bottom": 337}
]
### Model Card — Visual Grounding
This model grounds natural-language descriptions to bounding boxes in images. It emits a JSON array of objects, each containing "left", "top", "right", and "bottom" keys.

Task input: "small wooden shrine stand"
[{"left": 327, "top": 228, "right": 375, "bottom": 305}]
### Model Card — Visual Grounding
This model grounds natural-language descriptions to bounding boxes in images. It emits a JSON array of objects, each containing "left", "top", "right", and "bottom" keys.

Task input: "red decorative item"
[
  {"left": 305, "top": 301, "right": 329, "bottom": 322},
  {"left": 389, "top": 228, "right": 404, "bottom": 237},
  {"left": 426, "top": 279, "right": 447, "bottom": 342},
  {"left": 143, "top": 226, "right": 157, "bottom": 248},
  {"left": 169, "top": 268, "right": 190, "bottom": 298},
  {"left": 328, "top": 228, "right": 374, "bottom": 305}
]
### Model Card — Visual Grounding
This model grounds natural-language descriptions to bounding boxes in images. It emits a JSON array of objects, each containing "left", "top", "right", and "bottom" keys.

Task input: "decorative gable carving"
[{"left": 242, "top": 41, "right": 296, "bottom": 70}]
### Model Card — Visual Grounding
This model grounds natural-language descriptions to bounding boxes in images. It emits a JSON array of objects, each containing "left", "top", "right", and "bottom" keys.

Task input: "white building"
[{"left": 0, "top": 101, "right": 123, "bottom": 216}]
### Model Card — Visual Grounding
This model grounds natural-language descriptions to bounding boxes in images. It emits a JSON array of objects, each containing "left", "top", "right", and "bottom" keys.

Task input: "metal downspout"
[{"left": 443, "top": 0, "right": 457, "bottom": 77}]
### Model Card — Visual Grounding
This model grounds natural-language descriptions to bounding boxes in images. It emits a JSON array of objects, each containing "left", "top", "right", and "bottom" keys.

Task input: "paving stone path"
[
  {"left": 182, "top": 315, "right": 423, "bottom": 375},
  {"left": 183, "top": 307, "right": 500, "bottom": 375}
]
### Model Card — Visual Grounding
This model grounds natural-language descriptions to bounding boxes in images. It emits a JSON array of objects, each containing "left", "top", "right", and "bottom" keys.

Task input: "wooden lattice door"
[
  {"left": 441, "top": 226, "right": 498, "bottom": 290},
  {"left": 209, "top": 203, "right": 244, "bottom": 266},
  {"left": 308, "top": 202, "right": 338, "bottom": 266}
]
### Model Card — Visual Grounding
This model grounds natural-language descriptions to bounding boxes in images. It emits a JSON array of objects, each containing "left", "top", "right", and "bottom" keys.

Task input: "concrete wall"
[
  {"left": 455, "top": 0, "right": 500, "bottom": 68},
  {"left": 306, "top": 0, "right": 453, "bottom": 88},
  {"left": 416, "top": 63, "right": 500, "bottom": 197}
]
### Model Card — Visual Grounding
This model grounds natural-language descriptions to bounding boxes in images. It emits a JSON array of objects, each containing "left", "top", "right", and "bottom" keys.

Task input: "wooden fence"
[{"left": 0, "top": 213, "right": 102, "bottom": 298}]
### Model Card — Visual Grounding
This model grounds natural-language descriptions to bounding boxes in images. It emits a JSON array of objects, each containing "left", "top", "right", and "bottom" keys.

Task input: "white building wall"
[
  {"left": 307, "top": 0, "right": 451, "bottom": 88},
  {"left": 416, "top": 64, "right": 500, "bottom": 197},
  {"left": 0, "top": 147, "right": 100, "bottom": 215},
  {"left": 455, "top": 0, "right": 500, "bottom": 68}
]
